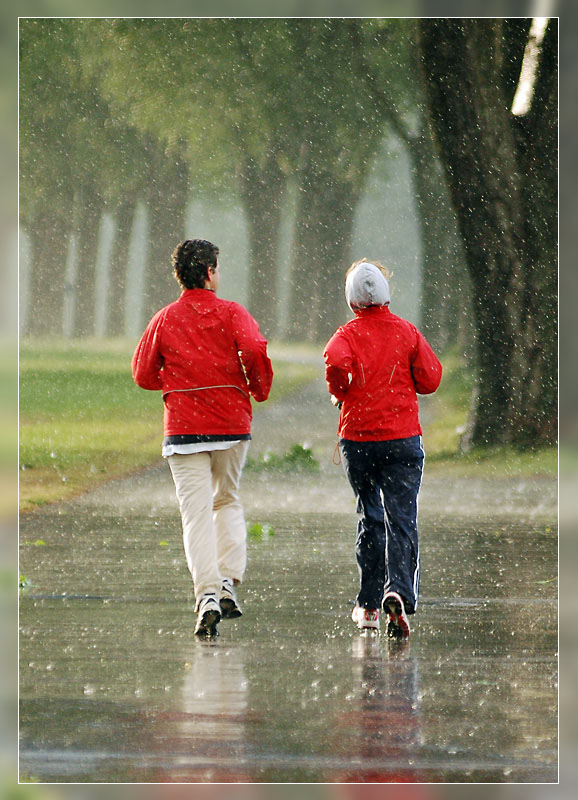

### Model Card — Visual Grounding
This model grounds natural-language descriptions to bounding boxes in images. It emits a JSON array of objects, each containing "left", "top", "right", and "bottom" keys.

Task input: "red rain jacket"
[
  {"left": 132, "top": 289, "right": 273, "bottom": 437},
  {"left": 324, "top": 306, "right": 442, "bottom": 442}
]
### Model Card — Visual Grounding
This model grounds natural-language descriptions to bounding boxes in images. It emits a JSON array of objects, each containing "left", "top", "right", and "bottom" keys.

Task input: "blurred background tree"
[
  {"left": 19, "top": 16, "right": 557, "bottom": 448},
  {"left": 20, "top": 18, "right": 466, "bottom": 341}
]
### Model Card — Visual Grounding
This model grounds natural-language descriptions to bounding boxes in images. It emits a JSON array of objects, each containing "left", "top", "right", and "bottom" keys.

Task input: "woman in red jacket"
[
  {"left": 324, "top": 260, "right": 442, "bottom": 638},
  {"left": 132, "top": 239, "right": 273, "bottom": 637}
]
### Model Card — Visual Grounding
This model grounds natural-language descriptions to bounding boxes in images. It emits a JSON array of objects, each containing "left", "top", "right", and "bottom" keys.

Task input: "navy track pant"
[{"left": 340, "top": 435, "right": 424, "bottom": 614}]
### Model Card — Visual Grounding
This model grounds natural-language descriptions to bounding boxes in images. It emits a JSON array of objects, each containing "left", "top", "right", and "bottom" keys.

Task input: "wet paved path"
[{"left": 19, "top": 368, "right": 558, "bottom": 783}]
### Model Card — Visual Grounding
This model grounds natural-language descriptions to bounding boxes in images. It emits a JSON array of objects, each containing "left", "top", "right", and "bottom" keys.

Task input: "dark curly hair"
[{"left": 172, "top": 239, "right": 220, "bottom": 290}]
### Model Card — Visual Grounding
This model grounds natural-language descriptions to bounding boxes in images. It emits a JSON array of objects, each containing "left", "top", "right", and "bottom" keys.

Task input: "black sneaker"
[{"left": 194, "top": 594, "right": 221, "bottom": 637}]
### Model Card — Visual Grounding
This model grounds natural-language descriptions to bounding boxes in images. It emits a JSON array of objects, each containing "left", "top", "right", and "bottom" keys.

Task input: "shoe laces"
[{"left": 198, "top": 593, "right": 218, "bottom": 611}]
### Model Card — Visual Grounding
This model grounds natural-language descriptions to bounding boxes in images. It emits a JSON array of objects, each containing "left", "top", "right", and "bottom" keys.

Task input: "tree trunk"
[
  {"left": 237, "top": 154, "right": 286, "bottom": 338},
  {"left": 284, "top": 180, "right": 317, "bottom": 341},
  {"left": 512, "top": 19, "right": 558, "bottom": 446},
  {"left": 106, "top": 199, "right": 135, "bottom": 337},
  {"left": 420, "top": 18, "right": 556, "bottom": 447},
  {"left": 26, "top": 201, "right": 73, "bottom": 336},
  {"left": 286, "top": 124, "right": 384, "bottom": 344},
  {"left": 406, "top": 124, "right": 472, "bottom": 354},
  {"left": 74, "top": 187, "right": 104, "bottom": 337},
  {"left": 285, "top": 170, "right": 362, "bottom": 343},
  {"left": 144, "top": 154, "right": 189, "bottom": 320},
  {"left": 313, "top": 179, "right": 361, "bottom": 342}
]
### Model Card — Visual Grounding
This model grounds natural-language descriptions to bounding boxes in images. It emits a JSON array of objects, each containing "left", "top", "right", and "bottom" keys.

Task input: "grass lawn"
[
  {"left": 20, "top": 340, "right": 556, "bottom": 512},
  {"left": 19, "top": 339, "right": 318, "bottom": 511},
  {"left": 422, "top": 351, "right": 557, "bottom": 478}
]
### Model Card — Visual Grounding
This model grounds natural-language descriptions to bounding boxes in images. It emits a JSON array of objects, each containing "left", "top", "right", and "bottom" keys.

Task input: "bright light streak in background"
[{"left": 511, "top": 16, "right": 551, "bottom": 116}]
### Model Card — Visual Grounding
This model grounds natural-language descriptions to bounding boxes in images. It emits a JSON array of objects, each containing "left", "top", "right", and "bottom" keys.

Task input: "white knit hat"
[{"left": 345, "top": 262, "right": 390, "bottom": 311}]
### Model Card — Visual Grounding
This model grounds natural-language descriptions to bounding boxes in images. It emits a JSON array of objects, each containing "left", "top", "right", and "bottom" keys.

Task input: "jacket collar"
[
  {"left": 179, "top": 288, "right": 217, "bottom": 301},
  {"left": 353, "top": 304, "right": 391, "bottom": 317}
]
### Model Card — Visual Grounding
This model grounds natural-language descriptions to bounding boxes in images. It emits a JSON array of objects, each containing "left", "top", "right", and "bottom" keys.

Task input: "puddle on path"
[{"left": 20, "top": 506, "right": 557, "bottom": 783}]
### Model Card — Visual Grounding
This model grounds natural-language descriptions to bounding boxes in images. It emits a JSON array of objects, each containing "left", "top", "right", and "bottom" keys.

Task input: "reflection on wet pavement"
[
  {"left": 19, "top": 377, "right": 557, "bottom": 783},
  {"left": 331, "top": 636, "right": 422, "bottom": 783},
  {"left": 20, "top": 506, "right": 557, "bottom": 783}
]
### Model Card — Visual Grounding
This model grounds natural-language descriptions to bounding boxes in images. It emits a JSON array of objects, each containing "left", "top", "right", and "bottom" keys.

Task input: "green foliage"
[
  {"left": 19, "top": 340, "right": 166, "bottom": 508},
  {"left": 246, "top": 443, "right": 320, "bottom": 473},
  {"left": 19, "top": 340, "right": 320, "bottom": 509},
  {"left": 424, "top": 350, "right": 557, "bottom": 478},
  {"left": 19, "top": 19, "right": 434, "bottom": 341},
  {"left": 19, "top": 18, "right": 181, "bottom": 221},
  {"left": 20, "top": 18, "right": 423, "bottom": 211},
  {"left": 92, "top": 19, "right": 297, "bottom": 193},
  {"left": 423, "top": 349, "right": 475, "bottom": 458},
  {"left": 247, "top": 522, "right": 275, "bottom": 540}
]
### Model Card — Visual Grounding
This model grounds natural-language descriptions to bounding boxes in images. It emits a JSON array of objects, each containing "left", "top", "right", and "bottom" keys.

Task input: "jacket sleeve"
[
  {"left": 131, "top": 310, "right": 165, "bottom": 391},
  {"left": 230, "top": 305, "right": 273, "bottom": 402},
  {"left": 324, "top": 330, "right": 353, "bottom": 401},
  {"left": 410, "top": 328, "right": 443, "bottom": 394}
]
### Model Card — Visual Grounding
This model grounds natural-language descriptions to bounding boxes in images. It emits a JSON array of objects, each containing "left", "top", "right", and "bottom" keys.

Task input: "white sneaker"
[
  {"left": 194, "top": 593, "right": 221, "bottom": 637},
  {"left": 220, "top": 577, "right": 242, "bottom": 619},
  {"left": 351, "top": 605, "right": 380, "bottom": 631}
]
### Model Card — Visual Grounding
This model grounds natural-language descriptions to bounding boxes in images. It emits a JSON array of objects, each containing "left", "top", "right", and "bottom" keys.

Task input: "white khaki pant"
[{"left": 168, "top": 441, "right": 250, "bottom": 607}]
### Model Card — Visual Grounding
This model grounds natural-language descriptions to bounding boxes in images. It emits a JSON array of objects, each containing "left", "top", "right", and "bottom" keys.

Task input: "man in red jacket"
[
  {"left": 132, "top": 239, "right": 273, "bottom": 637},
  {"left": 324, "top": 260, "right": 442, "bottom": 638}
]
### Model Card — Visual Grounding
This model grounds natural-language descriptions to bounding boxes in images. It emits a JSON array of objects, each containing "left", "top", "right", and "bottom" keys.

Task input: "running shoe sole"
[
  {"left": 194, "top": 608, "right": 221, "bottom": 637},
  {"left": 220, "top": 597, "right": 242, "bottom": 619},
  {"left": 383, "top": 592, "right": 410, "bottom": 638}
]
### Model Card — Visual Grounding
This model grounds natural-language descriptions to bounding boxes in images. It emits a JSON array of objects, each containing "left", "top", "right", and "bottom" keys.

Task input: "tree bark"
[
  {"left": 106, "top": 199, "right": 135, "bottom": 337},
  {"left": 405, "top": 123, "right": 472, "bottom": 354},
  {"left": 73, "top": 187, "right": 104, "bottom": 337},
  {"left": 512, "top": 19, "right": 558, "bottom": 445},
  {"left": 420, "top": 18, "right": 557, "bottom": 447},
  {"left": 237, "top": 153, "right": 286, "bottom": 338},
  {"left": 344, "top": 20, "right": 472, "bottom": 356},
  {"left": 285, "top": 110, "right": 383, "bottom": 344},
  {"left": 26, "top": 200, "right": 73, "bottom": 337},
  {"left": 286, "top": 166, "right": 364, "bottom": 343},
  {"left": 144, "top": 151, "right": 189, "bottom": 320}
]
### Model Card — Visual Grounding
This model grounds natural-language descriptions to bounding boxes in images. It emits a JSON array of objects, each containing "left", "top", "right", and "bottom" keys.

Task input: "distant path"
[{"left": 76, "top": 361, "right": 556, "bottom": 522}]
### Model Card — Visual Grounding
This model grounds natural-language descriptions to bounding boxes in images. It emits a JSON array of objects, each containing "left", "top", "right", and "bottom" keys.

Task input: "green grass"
[
  {"left": 422, "top": 350, "right": 474, "bottom": 458},
  {"left": 426, "top": 444, "right": 558, "bottom": 478},
  {"left": 246, "top": 442, "right": 320, "bottom": 473},
  {"left": 19, "top": 340, "right": 556, "bottom": 511},
  {"left": 19, "top": 338, "right": 318, "bottom": 511},
  {"left": 423, "top": 350, "right": 557, "bottom": 478}
]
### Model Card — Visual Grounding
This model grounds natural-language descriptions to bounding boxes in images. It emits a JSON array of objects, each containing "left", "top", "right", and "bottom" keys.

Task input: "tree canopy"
[{"left": 19, "top": 17, "right": 557, "bottom": 448}]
